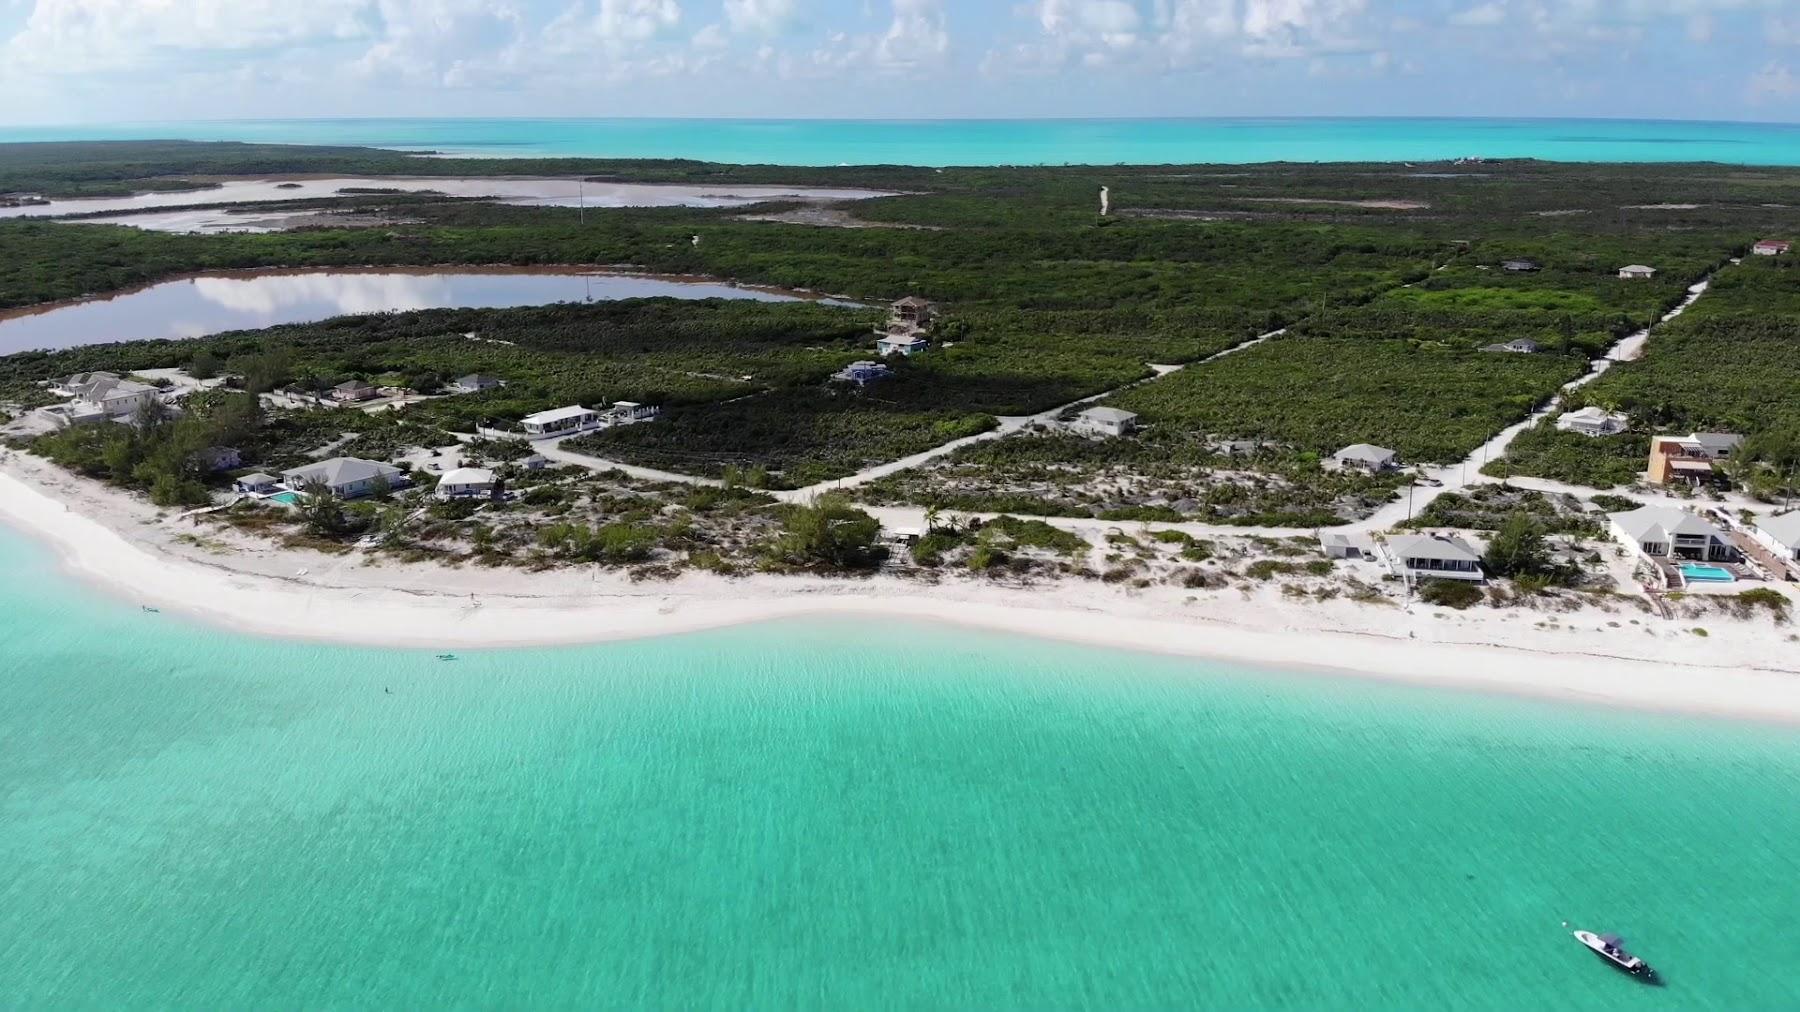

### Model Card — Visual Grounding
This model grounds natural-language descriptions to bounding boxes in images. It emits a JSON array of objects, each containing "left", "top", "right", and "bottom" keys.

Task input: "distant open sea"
[
  {"left": 3, "top": 522, "right": 1800, "bottom": 1007},
  {"left": 7, "top": 117, "right": 1800, "bottom": 166}
]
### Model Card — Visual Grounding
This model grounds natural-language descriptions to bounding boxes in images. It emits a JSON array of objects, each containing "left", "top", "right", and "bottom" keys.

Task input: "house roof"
[
  {"left": 1690, "top": 432, "right": 1743, "bottom": 455},
  {"left": 1335, "top": 443, "right": 1398, "bottom": 464},
  {"left": 1619, "top": 264, "right": 1657, "bottom": 273},
  {"left": 521, "top": 405, "right": 596, "bottom": 426},
  {"left": 335, "top": 379, "right": 374, "bottom": 391},
  {"left": 878, "top": 334, "right": 928, "bottom": 347},
  {"left": 65, "top": 372, "right": 156, "bottom": 402},
  {"left": 892, "top": 296, "right": 933, "bottom": 308},
  {"left": 1755, "top": 239, "right": 1790, "bottom": 249},
  {"left": 456, "top": 374, "right": 502, "bottom": 386},
  {"left": 280, "top": 457, "right": 404, "bottom": 488},
  {"left": 1560, "top": 406, "right": 1626, "bottom": 426},
  {"left": 439, "top": 467, "right": 496, "bottom": 486},
  {"left": 1385, "top": 534, "right": 1482, "bottom": 565},
  {"left": 1757, "top": 512, "right": 1800, "bottom": 550},
  {"left": 1612, "top": 506, "right": 1723, "bottom": 544},
  {"left": 1080, "top": 407, "right": 1138, "bottom": 425},
  {"left": 237, "top": 472, "right": 277, "bottom": 485}
]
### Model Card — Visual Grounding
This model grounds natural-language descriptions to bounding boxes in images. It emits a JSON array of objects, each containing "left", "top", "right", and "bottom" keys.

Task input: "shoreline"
[{"left": 2, "top": 454, "right": 1798, "bottom": 725}]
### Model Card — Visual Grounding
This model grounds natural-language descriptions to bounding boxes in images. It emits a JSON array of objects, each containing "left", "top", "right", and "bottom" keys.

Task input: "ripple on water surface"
[{"left": 0, "top": 528, "right": 1795, "bottom": 1008}]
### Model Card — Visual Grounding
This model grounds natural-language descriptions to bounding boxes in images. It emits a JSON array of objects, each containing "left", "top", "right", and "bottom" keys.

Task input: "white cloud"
[
  {"left": 1748, "top": 60, "right": 1800, "bottom": 102},
  {"left": 1449, "top": 3, "right": 1506, "bottom": 28},
  {"left": 788, "top": 0, "right": 946, "bottom": 76},
  {"left": 987, "top": 0, "right": 1374, "bottom": 74},
  {"left": 3, "top": 0, "right": 371, "bottom": 74},
  {"left": 723, "top": 0, "right": 799, "bottom": 35}
]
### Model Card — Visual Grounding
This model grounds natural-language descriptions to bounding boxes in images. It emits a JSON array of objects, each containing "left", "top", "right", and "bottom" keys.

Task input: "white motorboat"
[{"left": 1573, "top": 929, "right": 1661, "bottom": 984}]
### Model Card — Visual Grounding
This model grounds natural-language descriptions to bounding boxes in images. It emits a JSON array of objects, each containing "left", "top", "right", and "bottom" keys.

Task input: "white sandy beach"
[{"left": 3, "top": 451, "right": 1798, "bottom": 724}]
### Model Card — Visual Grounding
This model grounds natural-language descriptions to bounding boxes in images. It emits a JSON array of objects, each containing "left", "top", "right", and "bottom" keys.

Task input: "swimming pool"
[
  {"left": 268, "top": 492, "right": 303, "bottom": 506},
  {"left": 1680, "top": 562, "right": 1736, "bottom": 583}
]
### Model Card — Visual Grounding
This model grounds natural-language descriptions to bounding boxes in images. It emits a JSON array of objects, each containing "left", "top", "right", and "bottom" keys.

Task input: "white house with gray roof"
[
  {"left": 1073, "top": 406, "right": 1139, "bottom": 438},
  {"left": 56, "top": 371, "right": 162, "bottom": 419},
  {"left": 1753, "top": 512, "right": 1800, "bottom": 565},
  {"left": 1332, "top": 443, "right": 1399, "bottom": 472},
  {"left": 280, "top": 457, "right": 409, "bottom": 499},
  {"left": 1384, "top": 533, "right": 1485, "bottom": 583},
  {"left": 1555, "top": 406, "right": 1629, "bottom": 437},
  {"left": 1609, "top": 506, "right": 1736, "bottom": 562}
]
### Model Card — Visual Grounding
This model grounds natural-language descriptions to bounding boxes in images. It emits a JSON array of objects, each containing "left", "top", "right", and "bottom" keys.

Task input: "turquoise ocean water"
[
  {"left": 7, "top": 117, "right": 1800, "bottom": 166},
  {"left": 2, "top": 523, "right": 1799, "bottom": 1007}
]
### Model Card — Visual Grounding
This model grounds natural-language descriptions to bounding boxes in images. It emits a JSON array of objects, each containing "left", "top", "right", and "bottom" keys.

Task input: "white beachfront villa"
[
  {"left": 279, "top": 457, "right": 409, "bottom": 499},
  {"left": 1383, "top": 534, "right": 1485, "bottom": 584},
  {"left": 1609, "top": 506, "right": 1737, "bottom": 563},
  {"left": 608, "top": 401, "right": 661, "bottom": 423},
  {"left": 41, "top": 371, "right": 163, "bottom": 426}
]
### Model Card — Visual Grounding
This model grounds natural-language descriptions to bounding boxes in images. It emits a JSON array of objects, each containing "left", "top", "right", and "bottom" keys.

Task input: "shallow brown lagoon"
[{"left": 0, "top": 176, "right": 893, "bottom": 231}]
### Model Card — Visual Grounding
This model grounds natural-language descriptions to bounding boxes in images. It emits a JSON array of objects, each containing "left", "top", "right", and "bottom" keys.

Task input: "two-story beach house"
[
  {"left": 1384, "top": 534, "right": 1485, "bottom": 584},
  {"left": 1647, "top": 432, "right": 1742, "bottom": 486},
  {"left": 1555, "top": 406, "right": 1630, "bottom": 437},
  {"left": 1610, "top": 506, "right": 1738, "bottom": 563},
  {"left": 57, "top": 371, "right": 162, "bottom": 420},
  {"left": 280, "top": 457, "right": 410, "bottom": 499},
  {"left": 875, "top": 297, "right": 937, "bottom": 357}
]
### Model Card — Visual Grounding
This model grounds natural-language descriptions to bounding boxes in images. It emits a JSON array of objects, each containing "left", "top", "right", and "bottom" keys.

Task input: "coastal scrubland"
[{"left": 6, "top": 143, "right": 1800, "bottom": 516}]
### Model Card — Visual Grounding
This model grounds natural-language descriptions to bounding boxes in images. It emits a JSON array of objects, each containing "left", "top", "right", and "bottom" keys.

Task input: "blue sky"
[{"left": 1, "top": 1, "right": 1797, "bottom": 124}]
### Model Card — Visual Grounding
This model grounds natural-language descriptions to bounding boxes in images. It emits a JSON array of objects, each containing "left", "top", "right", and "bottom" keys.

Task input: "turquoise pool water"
[
  {"left": 1679, "top": 563, "right": 1736, "bottom": 583},
  {"left": 267, "top": 491, "right": 302, "bottom": 505},
  {"left": 2, "top": 524, "right": 1798, "bottom": 1007}
]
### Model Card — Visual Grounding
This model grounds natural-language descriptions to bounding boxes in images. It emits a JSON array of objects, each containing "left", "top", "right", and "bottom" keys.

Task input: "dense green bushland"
[
  {"left": 1110, "top": 337, "right": 1586, "bottom": 463},
  {"left": 11, "top": 146, "right": 1800, "bottom": 501}
]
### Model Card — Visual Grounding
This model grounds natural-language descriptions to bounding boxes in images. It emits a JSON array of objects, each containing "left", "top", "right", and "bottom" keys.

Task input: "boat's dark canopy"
[{"left": 1601, "top": 934, "right": 1625, "bottom": 947}]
